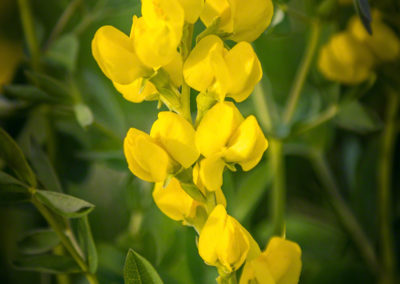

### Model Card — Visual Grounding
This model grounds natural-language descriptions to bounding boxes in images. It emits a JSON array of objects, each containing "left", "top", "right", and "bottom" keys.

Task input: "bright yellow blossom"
[
  {"left": 113, "top": 79, "right": 158, "bottom": 103},
  {"left": 198, "top": 205, "right": 251, "bottom": 273},
  {"left": 318, "top": 32, "right": 375, "bottom": 84},
  {"left": 153, "top": 178, "right": 198, "bottom": 222},
  {"left": 183, "top": 35, "right": 262, "bottom": 102},
  {"left": 177, "top": 0, "right": 204, "bottom": 23},
  {"left": 348, "top": 11, "right": 400, "bottom": 62},
  {"left": 195, "top": 102, "right": 268, "bottom": 191},
  {"left": 240, "top": 237, "right": 302, "bottom": 284},
  {"left": 200, "top": 0, "right": 274, "bottom": 42}
]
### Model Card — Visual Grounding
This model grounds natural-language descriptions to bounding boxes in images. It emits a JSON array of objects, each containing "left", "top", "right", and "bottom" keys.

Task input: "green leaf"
[
  {"left": 0, "top": 186, "right": 31, "bottom": 204},
  {"left": 25, "top": 71, "right": 70, "bottom": 100},
  {"left": 29, "top": 139, "right": 63, "bottom": 192},
  {"left": 46, "top": 34, "right": 79, "bottom": 72},
  {"left": 3, "top": 85, "right": 59, "bottom": 103},
  {"left": 124, "top": 248, "right": 163, "bottom": 284},
  {"left": 354, "top": 0, "right": 372, "bottom": 34},
  {"left": 18, "top": 229, "right": 59, "bottom": 254},
  {"left": 74, "top": 103, "right": 94, "bottom": 128},
  {"left": 335, "top": 102, "right": 382, "bottom": 133},
  {"left": 35, "top": 190, "right": 95, "bottom": 218},
  {"left": 0, "top": 128, "right": 37, "bottom": 187},
  {"left": 232, "top": 161, "right": 272, "bottom": 222},
  {"left": 13, "top": 254, "right": 81, "bottom": 274},
  {"left": 77, "top": 216, "right": 98, "bottom": 273}
]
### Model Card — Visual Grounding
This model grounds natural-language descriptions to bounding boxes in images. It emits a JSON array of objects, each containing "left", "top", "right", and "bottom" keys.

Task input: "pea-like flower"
[
  {"left": 200, "top": 0, "right": 274, "bottom": 42},
  {"left": 195, "top": 102, "right": 268, "bottom": 191},
  {"left": 348, "top": 11, "right": 400, "bottom": 62},
  {"left": 198, "top": 205, "right": 253, "bottom": 273},
  {"left": 240, "top": 237, "right": 302, "bottom": 284},
  {"left": 318, "top": 32, "right": 375, "bottom": 85},
  {"left": 124, "top": 111, "right": 199, "bottom": 182},
  {"left": 183, "top": 35, "right": 262, "bottom": 102}
]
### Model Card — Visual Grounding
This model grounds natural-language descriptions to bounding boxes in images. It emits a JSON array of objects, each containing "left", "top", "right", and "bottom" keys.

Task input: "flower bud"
[
  {"left": 150, "top": 112, "right": 199, "bottom": 168},
  {"left": 153, "top": 178, "right": 198, "bottom": 222},
  {"left": 198, "top": 205, "right": 250, "bottom": 272},
  {"left": 348, "top": 11, "right": 400, "bottom": 62},
  {"left": 240, "top": 237, "right": 302, "bottom": 284},
  {"left": 124, "top": 128, "right": 175, "bottom": 182},
  {"left": 318, "top": 32, "right": 374, "bottom": 84},
  {"left": 200, "top": 0, "right": 274, "bottom": 42}
]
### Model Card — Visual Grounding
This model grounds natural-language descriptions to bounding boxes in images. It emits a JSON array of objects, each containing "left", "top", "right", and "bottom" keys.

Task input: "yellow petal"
[
  {"left": 124, "top": 128, "right": 173, "bottom": 182},
  {"left": 92, "top": 26, "right": 148, "bottom": 84},
  {"left": 177, "top": 0, "right": 204, "bottom": 23},
  {"left": 224, "top": 115, "right": 268, "bottom": 171},
  {"left": 239, "top": 255, "right": 275, "bottom": 284},
  {"left": 163, "top": 52, "right": 183, "bottom": 87},
  {"left": 264, "top": 237, "right": 302, "bottom": 284},
  {"left": 196, "top": 101, "right": 244, "bottom": 157},
  {"left": 201, "top": 0, "right": 233, "bottom": 33},
  {"left": 153, "top": 178, "right": 196, "bottom": 221},
  {"left": 183, "top": 35, "right": 226, "bottom": 93},
  {"left": 199, "top": 156, "right": 226, "bottom": 192},
  {"left": 225, "top": 42, "right": 262, "bottom": 102},
  {"left": 150, "top": 112, "right": 199, "bottom": 168},
  {"left": 113, "top": 78, "right": 158, "bottom": 103}
]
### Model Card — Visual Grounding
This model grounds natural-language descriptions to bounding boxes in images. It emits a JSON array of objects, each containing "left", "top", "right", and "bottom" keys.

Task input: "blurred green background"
[{"left": 0, "top": 0, "right": 399, "bottom": 283}]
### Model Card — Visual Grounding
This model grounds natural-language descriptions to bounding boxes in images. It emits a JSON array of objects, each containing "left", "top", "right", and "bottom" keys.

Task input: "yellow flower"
[
  {"left": 133, "top": 0, "right": 184, "bottom": 69},
  {"left": 240, "top": 237, "right": 302, "bottom": 284},
  {"left": 0, "top": 39, "right": 22, "bottom": 88},
  {"left": 153, "top": 178, "right": 198, "bottom": 222},
  {"left": 150, "top": 111, "right": 199, "bottom": 168},
  {"left": 113, "top": 78, "right": 158, "bottom": 103},
  {"left": 183, "top": 35, "right": 262, "bottom": 102},
  {"left": 200, "top": 0, "right": 274, "bottom": 42},
  {"left": 124, "top": 128, "right": 175, "bottom": 182},
  {"left": 348, "top": 11, "right": 400, "bottom": 62},
  {"left": 195, "top": 102, "right": 268, "bottom": 191},
  {"left": 177, "top": 0, "right": 204, "bottom": 23},
  {"left": 198, "top": 205, "right": 251, "bottom": 272},
  {"left": 318, "top": 32, "right": 375, "bottom": 84}
]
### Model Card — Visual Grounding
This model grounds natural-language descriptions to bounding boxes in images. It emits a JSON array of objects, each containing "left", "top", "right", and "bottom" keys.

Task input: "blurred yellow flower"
[
  {"left": 240, "top": 237, "right": 302, "bottom": 284},
  {"left": 318, "top": 32, "right": 374, "bottom": 84},
  {"left": 349, "top": 11, "right": 400, "bottom": 62},
  {"left": 198, "top": 205, "right": 250, "bottom": 273},
  {"left": 0, "top": 39, "right": 22, "bottom": 88},
  {"left": 195, "top": 102, "right": 268, "bottom": 191},
  {"left": 183, "top": 35, "right": 262, "bottom": 102},
  {"left": 200, "top": 0, "right": 274, "bottom": 42}
]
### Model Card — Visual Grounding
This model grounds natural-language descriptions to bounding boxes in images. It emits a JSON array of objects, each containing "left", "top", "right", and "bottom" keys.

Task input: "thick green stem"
[
  {"left": 31, "top": 194, "right": 99, "bottom": 284},
  {"left": 18, "top": 0, "right": 41, "bottom": 71},
  {"left": 283, "top": 21, "right": 321, "bottom": 124},
  {"left": 270, "top": 139, "right": 286, "bottom": 237},
  {"left": 180, "top": 24, "right": 194, "bottom": 123},
  {"left": 377, "top": 91, "right": 398, "bottom": 284},
  {"left": 310, "top": 153, "right": 379, "bottom": 273}
]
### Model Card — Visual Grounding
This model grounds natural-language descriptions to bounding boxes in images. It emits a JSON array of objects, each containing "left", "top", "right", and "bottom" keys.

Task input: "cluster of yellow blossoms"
[
  {"left": 318, "top": 10, "right": 400, "bottom": 85},
  {"left": 92, "top": 0, "right": 301, "bottom": 282}
]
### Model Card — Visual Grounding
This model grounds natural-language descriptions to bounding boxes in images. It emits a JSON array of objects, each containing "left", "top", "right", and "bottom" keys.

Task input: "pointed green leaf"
[
  {"left": 124, "top": 249, "right": 163, "bottom": 284},
  {"left": 29, "top": 139, "right": 63, "bottom": 192},
  {"left": 354, "top": 0, "right": 372, "bottom": 34},
  {"left": 77, "top": 216, "right": 98, "bottom": 273},
  {"left": 3, "top": 85, "right": 59, "bottom": 103},
  {"left": 18, "top": 229, "right": 60, "bottom": 254},
  {"left": 46, "top": 34, "right": 79, "bottom": 72},
  {"left": 13, "top": 254, "right": 81, "bottom": 274},
  {"left": 0, "top": 128, "right": 37, "bottom": 187},
  {"left": 35, "top": 190, "right": 94, "bottom": 218},
  {"left": 25, "top": 71, "right": 70, "bottom": 100}
]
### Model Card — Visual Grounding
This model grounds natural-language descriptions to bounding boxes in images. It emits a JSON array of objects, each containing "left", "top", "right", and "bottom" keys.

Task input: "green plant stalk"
[
  {"left": 270, "top": 139, "right": 286, "bottom": 237},
  {"left": 283, "top": 21, "right": 321, "bottom": 124},
  {"left": 17, "top": 0, "right": 41, "bottom": 71},
  {"left": 30, "top": 194, "right": 99, "bottom": 284},
  {"left": 252, "top": 83, "right": 273, "bottom": 131},
  {"left": 310, "top": 153, "right": 379, "bottom": 273},
  {"left": 377, "top": 91, "right": 398, "bottom": 284},
  {"left": 180, "top": 24, "right": 194, "bottom": 123}
]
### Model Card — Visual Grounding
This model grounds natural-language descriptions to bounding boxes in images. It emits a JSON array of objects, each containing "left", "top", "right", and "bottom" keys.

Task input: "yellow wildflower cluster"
[
  {"left": 318, "top": 10, "right": 400, "bottom": 84},
  {"left": 92, "top": 0, "right": 301, "bottom": 282}
]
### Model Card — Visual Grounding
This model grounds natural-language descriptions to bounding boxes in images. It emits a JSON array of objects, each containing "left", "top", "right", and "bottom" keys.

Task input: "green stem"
[
  {"left": 292, "top": 104, "right": 338, "bottom": 136},
  {"left": 283, "top": 21, "right": 321, "bottom": 124},
  {"left": 31, "top": 194, "right": 99, "bottom": 284},
  {"left": 310, "top": 153, "right": 379, "bottom": 274},
  {"left": 377, "top": 91, "right": 398, "bottom": 284},
  {"left": 17, "top": 0, "right": 41, "bottom": 71},
  {"left": 252, "top": 83, "right": 273, "bottom": 131},
  {"left": 270, "top": 139, "right": 286, "bottom": 237},
  {"left": 180, "top": 24, "right": 194, "bottom": 123}
]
